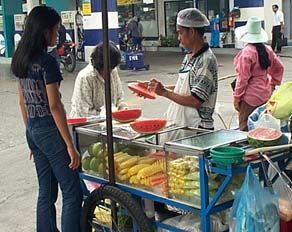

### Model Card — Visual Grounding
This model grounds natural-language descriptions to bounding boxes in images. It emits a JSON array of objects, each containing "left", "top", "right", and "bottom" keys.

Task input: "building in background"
[{"left": 0, "top": 0, "right": 291, "bottom": 58}]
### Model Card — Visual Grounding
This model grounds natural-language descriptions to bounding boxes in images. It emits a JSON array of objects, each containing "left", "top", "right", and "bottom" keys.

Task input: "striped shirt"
[{"left": 181, "top": 44, "right": 218, "bottom": 129}]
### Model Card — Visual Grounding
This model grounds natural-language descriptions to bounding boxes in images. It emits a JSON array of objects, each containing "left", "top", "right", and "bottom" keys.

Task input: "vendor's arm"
[
  {"left": 233, "top": 51, "right": 253, "bottom": 104},
  {"left": 70, "top": 73, "right": 97, "bottom": 117},
  {"left": 113, "top": 68, "right": 127, "bottom": 109},
  {"left": 267, "top": 48, "right": 284, "bottom": 88},
  {"left": 149, "top": 79, "right": 203, "bottom": 108}
]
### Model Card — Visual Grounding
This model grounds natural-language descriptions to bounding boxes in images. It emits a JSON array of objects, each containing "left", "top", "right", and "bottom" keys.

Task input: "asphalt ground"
[{"left": 1, "top": 48, "right": 292, "bottom": 231}]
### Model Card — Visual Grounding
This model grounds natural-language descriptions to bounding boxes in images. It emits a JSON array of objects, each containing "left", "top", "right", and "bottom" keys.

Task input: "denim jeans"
[{"left": 26, "top": 116, "right": 82, "bottom": 232}]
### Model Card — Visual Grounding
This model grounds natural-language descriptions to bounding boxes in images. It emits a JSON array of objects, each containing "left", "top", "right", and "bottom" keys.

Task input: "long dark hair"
[
  {"left": 11, "top": 6, "right": 61, "bottom": 78},
  {"left": 253, "top": 43, "right": 271, "bottom": 70}
]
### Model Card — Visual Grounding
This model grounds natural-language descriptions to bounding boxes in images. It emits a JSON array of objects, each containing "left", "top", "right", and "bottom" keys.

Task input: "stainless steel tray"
[{"left": 165, "top": 129, "right": 247, "bottom": 153}]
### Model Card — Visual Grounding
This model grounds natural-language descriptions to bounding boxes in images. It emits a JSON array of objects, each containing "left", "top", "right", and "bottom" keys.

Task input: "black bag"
[{"left": 230, "top": 79, "right": 236, "bottom": 91}]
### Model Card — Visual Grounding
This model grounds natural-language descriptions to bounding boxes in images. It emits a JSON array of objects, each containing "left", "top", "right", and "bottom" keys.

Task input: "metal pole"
[
  {"left": 101, "top": 1, "right": 118, "bottom": 230},
  {"left": 101, "top": 0, "right": 115, "bottom": 185}
]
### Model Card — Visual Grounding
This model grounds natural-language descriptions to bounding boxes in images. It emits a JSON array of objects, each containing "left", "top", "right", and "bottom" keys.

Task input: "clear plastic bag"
[
  {"left": 255, "top": 113, "right": 281, "bottom": 131},
  {"left": 268, "top": 162, "right": 292, "bottom": 222},
  {"left": 230, "top": 165, "right": 279, "bottom": 232}
]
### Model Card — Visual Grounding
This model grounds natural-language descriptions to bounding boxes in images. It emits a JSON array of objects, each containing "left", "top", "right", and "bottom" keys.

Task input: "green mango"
[
  {"left": 98, "top": 163, "right": 103, "bottom": 175},
  {"left": 81, "top": 157, "right": 92, "bottom": 171},
  {"left": 90, "top": 157, "right": 100, "bottom": 172},
  {"left": 88, "top": 144, "right": 95, "bottom": 156},
  {"left": 92, "top": 142, "right": 103, "bottom": 158}
]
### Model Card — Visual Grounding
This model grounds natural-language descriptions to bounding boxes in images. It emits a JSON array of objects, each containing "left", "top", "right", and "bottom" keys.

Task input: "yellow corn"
[
  {"left": 137, "top": 165, "right": 163, "bottom": 179},
  {"left": 127, "top": 164, "right": 151, "bottom": 177},
  {"left": 120, "top": 156, "right": 139, "bottom": 169},
  {"left": 129, "top": 175, "right": 138, "bottom": 184},
  {"left": 137, "top": 157, "right": 156, "bottom": 165},
  {"left": 119, "top": 168, "right": 129, "bottom": 176},
  {"left": 115, "top": 154, "right": 131, "bottom": 163}
]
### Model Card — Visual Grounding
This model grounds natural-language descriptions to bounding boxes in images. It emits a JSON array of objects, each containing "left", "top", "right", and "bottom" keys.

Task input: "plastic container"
[{"left": 210, "top": 146, "right": 245, "bottom": 165}]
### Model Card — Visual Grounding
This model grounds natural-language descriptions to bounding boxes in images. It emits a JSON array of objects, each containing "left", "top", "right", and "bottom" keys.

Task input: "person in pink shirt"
[{"left": 233, "top": 16, "right": 284, "bottom": 131}]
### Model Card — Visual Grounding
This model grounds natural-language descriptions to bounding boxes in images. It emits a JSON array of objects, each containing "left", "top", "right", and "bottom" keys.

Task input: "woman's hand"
[
  {"left": 67, "top": 146, "right": 80, "bottom": 170},
  {"left": 29, "top": 150, "right": 33, "bottom": 161}
]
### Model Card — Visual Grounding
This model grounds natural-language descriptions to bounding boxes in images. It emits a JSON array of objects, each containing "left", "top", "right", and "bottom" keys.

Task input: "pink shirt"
[{"left": 233, "top": 44, "right": 284, "bottom": 106}]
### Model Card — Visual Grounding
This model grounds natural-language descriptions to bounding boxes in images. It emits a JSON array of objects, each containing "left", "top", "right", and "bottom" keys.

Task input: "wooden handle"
[
  {"left": 245, "top": 143, "right": 292, "bottom": 157},
  {"left": 218, "top": 74, "right": 237, "bottom": 81}
]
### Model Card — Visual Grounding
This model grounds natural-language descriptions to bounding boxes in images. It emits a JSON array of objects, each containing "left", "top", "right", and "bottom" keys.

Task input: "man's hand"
[
  {"left": 148, "top": 79, "right": 167, "bottom": 96},
  {"left": 233, "top": 101, "right": 240, "bottom": 112},
  {"left": 67, "top": 146, "right": 80, "bottom": 170}
]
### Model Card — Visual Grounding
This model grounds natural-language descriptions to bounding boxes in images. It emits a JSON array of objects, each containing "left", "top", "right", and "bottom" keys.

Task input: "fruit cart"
[
  {"left": 74, "top": 122, "right": 292, "bottom": 232},
  {"left": 77, "top": 2, "right": 292, "bottom": 231}
]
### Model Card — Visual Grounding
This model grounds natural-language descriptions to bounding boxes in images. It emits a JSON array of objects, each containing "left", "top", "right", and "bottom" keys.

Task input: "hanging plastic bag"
[
  {"left": 276, "top": 177, "right": 292, "bottom": 222},
  {"left": 255, "top": 113, "right": 281, "bottom": 131},
  {"left": 230, "top": 165, "right": 279, "bottom": 232},
  {"left": 267, "top": 161, "right": 292, "bottom": 222},
  {"left": 266, "top": 82, "right": 292, "bottom": 121}
]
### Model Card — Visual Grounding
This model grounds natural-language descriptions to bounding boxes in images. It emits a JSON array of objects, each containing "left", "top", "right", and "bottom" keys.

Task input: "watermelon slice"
[
  {"left": 247, "top": 127, "right": 282, "bottom": 148},
  {"left": 130, "top": 119, "right": 167, "bottom": 134},
  {"left": 112, "top": 108, "right": 142, "bottom": 123},
  {"left": 128, "top": 83, "right": 156, "bottom": 99},
  {"left": 67, "top": 117, "right": 87, "bottom": 125}
]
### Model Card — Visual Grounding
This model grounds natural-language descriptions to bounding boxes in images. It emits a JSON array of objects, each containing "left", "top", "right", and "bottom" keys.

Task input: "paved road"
[{"left": 0, "top": 49, "right": 291, "bottom": 231}]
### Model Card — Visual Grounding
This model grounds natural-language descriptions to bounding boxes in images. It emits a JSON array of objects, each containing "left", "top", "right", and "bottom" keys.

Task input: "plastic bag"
[
  {"left": 266, "top": 82, "right": 292, "bottom": 120},
  {"left": 268, "top": 163, "right": 292, "bottom": 222},
  {"left": 230, "top": 166, "right": 279, "bottom": 232},
  {"left": 159, "top": 213, "right": 228, "bottom": 232},
  {"left": 248, "top": 104, "right": 289, "bottom": 132},
  {"left": 255, "top": 113, "right": 281, "bottom": 131}
]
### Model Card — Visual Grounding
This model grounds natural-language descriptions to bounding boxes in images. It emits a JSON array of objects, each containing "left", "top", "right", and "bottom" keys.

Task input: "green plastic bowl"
[{"left": 210, "top": 146, "right": 245, "bottom": 165}]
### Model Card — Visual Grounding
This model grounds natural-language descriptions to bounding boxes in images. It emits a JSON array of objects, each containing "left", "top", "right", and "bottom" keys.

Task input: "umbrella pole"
[{"left": 101, "top": 0, "right": 118, "bottom": 229}]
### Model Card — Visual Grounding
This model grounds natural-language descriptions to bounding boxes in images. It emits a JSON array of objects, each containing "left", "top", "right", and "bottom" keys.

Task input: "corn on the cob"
[
  {"left": 120, "top": 156, "right": 138, "bottom": 169},
  {"left": 127, "top": 164, "right": 151, "bottom": 177}
]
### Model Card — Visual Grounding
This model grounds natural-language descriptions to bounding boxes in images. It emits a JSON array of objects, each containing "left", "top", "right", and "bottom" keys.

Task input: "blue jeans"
[{"left": 26, "top": 116, "right": 82, "bottom": 232}]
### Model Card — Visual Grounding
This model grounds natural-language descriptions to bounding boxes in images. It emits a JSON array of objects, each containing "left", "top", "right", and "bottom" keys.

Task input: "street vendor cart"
[
  {"left": 75, "top": 1, "right": 292, "bottom": 231},
  {"left": 72, "top": 122, "right": 292, "bottom": 232}
]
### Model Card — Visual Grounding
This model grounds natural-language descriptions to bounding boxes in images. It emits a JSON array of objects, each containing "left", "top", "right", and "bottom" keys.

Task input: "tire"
[
  {"left": 63, "top": 51, "right": 76, "bottom": 72},
  {"left": 81, "top": 185, "right": 153, "bottom": 232}
]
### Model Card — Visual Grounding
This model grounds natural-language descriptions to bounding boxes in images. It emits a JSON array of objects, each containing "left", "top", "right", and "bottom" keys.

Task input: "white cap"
[{"left": 177, "top": 8, "right": 209, "bottom": 28}]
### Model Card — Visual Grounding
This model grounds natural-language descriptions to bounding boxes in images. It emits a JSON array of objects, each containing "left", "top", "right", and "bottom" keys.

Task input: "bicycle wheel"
[
  {"left": 63, "top": 51, "right": 76, "bottom": 72},
  {"left": 81, "top": 185, "right": 153, "bottom": 232}
]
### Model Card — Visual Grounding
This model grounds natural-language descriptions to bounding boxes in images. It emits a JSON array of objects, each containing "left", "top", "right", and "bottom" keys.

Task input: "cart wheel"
[
  {"left": 81, "top": 185, "right": 153, "bottom": 232},
  {"left": 145, "top": 64, "right": 150, "bottom": 71}
]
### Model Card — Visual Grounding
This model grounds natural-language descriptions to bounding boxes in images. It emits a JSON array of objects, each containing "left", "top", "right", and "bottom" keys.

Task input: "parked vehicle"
[{"left": 57, "top": 41, "right": 76, "bottom": 73}]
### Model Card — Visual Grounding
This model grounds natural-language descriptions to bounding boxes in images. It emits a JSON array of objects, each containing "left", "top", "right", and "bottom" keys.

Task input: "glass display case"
[
  {"left": 164, "top": 129, "right": 247, "bottom": 207},
  {"left": 75, "top": 123, "right": 206, "bottom": 198}
]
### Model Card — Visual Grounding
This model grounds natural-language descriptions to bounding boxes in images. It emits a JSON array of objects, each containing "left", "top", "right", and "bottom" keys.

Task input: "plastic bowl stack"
[{"left": 210, "top": 146, "right": 245, "bottom": 165}]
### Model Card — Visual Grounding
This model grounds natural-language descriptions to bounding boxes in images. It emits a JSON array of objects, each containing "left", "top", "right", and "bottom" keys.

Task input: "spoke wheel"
[{"left": 81, "top": 185, "right": 153, "bottom": 232}]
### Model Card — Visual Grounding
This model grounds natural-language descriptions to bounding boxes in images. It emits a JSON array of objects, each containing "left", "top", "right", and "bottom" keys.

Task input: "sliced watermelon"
[
  {"left": 67, "top": 117, "right": 87, "bottom": 125},
  {"left": 128, "top": 83, "right": 156, "bottom": 99},
  {"left": 130, "top": 119, "right": 167, "bottom": 134},
  {"left": 112, "top": 108, "right": 142, "bottom": 123},
  {"left": 247, "top": 127, "right": 282, "bottom": 148}
]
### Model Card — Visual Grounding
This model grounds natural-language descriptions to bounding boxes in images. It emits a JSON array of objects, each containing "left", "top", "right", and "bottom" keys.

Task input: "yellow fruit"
[
  {"left": 137, "top": 157, "right": 156, "bottom": 165},
  {"left": 129, "top": 175, "right": 138, "bottom": 184},
  {"left": 137, "top": 165, "right": 163, "bottom": 179},
  {"left": 115, "top": 154, "right": 132, "bottom": 163},
  {"left": 120, "top": 156, "right": 139, "bottom": 169},
  {"left": 119, "top": 168, "right": 129, "bottom": 176},
  {"left": 127, "top": 164, "right": 151, "bottom": 177}
]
